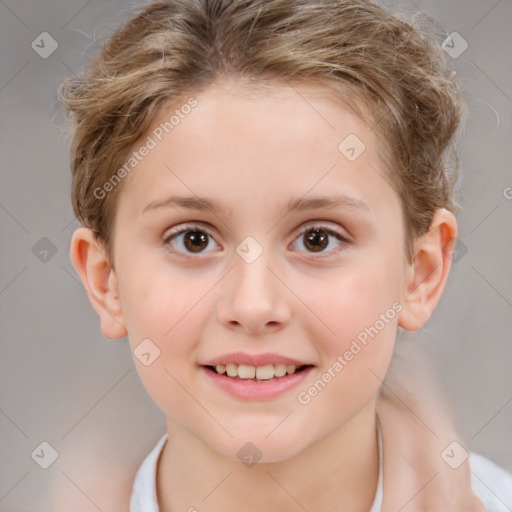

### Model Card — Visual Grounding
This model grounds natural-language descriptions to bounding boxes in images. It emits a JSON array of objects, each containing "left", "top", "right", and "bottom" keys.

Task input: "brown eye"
[
  {"left": 292, "top": 225, "right": 348, "bottom": 258},
  {"left": 303, "top": 229, "right": 329, "bottom": 252},
  {"left": 182, "top": 231, "right": 209, "bottom": 253},
  {"left": 163, "top": 225, "right": 219, "bottom": 258}
]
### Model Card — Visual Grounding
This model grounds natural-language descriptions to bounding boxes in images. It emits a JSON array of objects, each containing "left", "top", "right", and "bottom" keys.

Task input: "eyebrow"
[
  {"left": 142, "top": 194, "right": 370, "bottom": 215},
  {"left": 287, "top": 195, "right": 370, "bottom": 212}
]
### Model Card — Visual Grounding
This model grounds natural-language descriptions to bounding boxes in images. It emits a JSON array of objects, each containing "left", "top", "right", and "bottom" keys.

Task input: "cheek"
[
  {"left": 296, "top": 270, "right": 399, "bottom": 422},
  {"left": 117, "top": 260, "right": 211, "bottom": 410},
  {"left": 120, "top": 270, "right": 208, "bottom": 421},
  {"left": 119, "top": 255, "right": 207, "bottom": 346},
  {"left": 295, "top": 252, "right": 401, "bottom": 411},
  {"left": 304, "top": 258, "right": 403, "bottom": 350}
]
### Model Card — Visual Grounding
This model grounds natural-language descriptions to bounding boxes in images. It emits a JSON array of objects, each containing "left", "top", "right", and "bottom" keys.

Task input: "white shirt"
[{"left": 130, "top": 425, "right": 512, "bottom": 512}]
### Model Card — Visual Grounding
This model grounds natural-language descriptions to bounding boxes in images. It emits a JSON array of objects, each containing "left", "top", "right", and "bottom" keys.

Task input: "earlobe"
[
  {"left": 398, "top": 209, "right": 458, "bottom": 331},
  {"left": 70, "top": 227, "right": 128, "bottom": 340}
]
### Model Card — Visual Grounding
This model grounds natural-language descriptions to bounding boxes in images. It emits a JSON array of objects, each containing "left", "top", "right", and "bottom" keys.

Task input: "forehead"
[{"left": 116, "top": 80, "right": 398, "bottom": 220}]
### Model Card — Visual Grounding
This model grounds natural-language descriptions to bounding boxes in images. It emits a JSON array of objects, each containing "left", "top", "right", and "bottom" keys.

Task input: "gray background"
[{"left": 1, "top": 0, "right": 511, "bottom": 510}]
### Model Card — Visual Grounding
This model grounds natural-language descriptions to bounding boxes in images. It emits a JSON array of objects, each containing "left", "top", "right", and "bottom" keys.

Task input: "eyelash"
[{"left": 162, "top": 223, "right": 350, "bottom": 260}]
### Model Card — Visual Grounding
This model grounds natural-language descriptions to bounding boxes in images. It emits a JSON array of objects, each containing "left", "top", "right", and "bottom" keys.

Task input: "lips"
[
  {"left": 199, "top": 351, "right": 315, "bottom": 394},
  {"left": 200, "top": 362, "right": 314, "bottom": 400},
  {"left": 201, "top": 352, "right": 313, "bottom": 380},
  {"left": 206, "top": 362, "right": 310, "bottom": 380},
  {"left": 202, "top": 352, "right": 312, "bottom": 368}
]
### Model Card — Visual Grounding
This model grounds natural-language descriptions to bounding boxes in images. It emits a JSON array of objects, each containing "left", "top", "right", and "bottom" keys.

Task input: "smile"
[
  {"left": 205, "top": 363, "right": 311, "bottom": 380},
  {"left": 200, "top": 363, "right": 314, "bottom": 400}
]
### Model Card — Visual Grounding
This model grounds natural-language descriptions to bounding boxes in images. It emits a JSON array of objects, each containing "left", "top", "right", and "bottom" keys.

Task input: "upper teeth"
[{"left": 215, "top": 363, "right": 298, "bottom": 380}]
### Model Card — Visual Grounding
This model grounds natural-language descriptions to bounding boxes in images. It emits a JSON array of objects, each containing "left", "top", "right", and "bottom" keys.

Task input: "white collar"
[{"left": 130, "top": 419, "right": 383, "bottom": 512}]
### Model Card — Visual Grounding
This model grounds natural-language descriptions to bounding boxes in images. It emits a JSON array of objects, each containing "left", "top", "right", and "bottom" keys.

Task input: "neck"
[{"left": 157, "top": 400, "right": 379, "bottom": 512}]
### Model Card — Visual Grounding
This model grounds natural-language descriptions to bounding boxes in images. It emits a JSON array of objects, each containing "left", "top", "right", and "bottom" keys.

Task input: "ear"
[
  {"left": 69, "top": 227, "right": 127, "bottom": 339},
  {"left": 398, "top": 209, "right": 458, "bottom": 331}
]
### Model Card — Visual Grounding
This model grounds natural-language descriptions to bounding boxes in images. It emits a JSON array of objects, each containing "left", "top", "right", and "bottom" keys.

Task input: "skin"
[
  {"left": 377, "top": 352, "right": 486, "bottom": 512},
  {"left": 70, "top": 78, "right": 481, "bottom": 511}
]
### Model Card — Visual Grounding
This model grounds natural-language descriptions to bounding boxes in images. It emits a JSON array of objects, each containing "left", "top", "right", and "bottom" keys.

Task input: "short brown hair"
[{"left": 59, "top": 0, "right": 466, "bottom": 264}]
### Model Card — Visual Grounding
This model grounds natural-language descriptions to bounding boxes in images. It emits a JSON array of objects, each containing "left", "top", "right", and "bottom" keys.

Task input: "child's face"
[{"left": 110, "top": 80, "right": 410, "bottom": 461}]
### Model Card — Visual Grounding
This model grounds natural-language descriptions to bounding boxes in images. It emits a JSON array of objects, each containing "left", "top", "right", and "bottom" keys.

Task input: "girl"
[{"left": 59, "top": 1, "right": 512, "bottom": 510}]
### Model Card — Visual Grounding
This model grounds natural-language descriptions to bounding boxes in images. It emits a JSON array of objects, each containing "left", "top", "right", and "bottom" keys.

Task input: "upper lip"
[{"left": 201, "top": 352, "right": 314, "bottom": 367}]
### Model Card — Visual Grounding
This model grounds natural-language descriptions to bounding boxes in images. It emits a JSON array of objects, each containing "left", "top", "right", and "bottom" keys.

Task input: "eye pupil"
[
  {"left": 304, "top": 229, "right": 329, "bottom": 252},
  {"left": 184, "top": 231, "right": 208, "bottom": 252}
]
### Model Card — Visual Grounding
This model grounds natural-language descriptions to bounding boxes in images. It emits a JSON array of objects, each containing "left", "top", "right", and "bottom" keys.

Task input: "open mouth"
[{"left": 203, "top": 363, "right": 313, "bottom": 381}]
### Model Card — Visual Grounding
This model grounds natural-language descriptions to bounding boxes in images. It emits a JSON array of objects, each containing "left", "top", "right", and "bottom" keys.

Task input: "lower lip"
[{"left": 201, "top": 366, "right": 314, "bottom": 400}]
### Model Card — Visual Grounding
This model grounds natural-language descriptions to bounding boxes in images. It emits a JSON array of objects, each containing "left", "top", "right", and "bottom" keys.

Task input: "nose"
[{"left": 216, "top": 250, "right": 291, "bottom": 335}]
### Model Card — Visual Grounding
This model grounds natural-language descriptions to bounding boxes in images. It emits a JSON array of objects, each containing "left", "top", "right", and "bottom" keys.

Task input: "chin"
[{"left": 210, "top": 433, "right": 308, "bottom": 465}]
